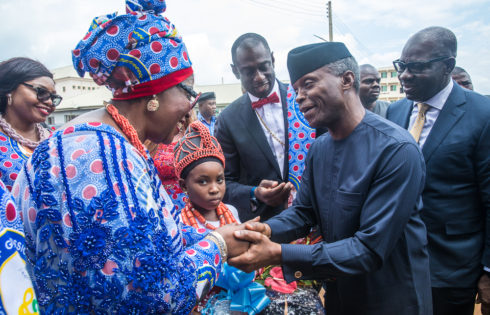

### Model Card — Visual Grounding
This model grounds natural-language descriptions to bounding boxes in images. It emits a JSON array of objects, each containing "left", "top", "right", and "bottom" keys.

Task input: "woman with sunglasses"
[
  {"left": 11, "top": 1, "right": 248, "bottom": 314},
  {"left": 0, "top": 57, "right": 61, "bottom": 191}
]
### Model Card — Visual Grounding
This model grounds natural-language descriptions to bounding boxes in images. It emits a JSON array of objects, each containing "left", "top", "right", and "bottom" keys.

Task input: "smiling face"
[
  {"left": 293, "top": 66, "right": 345, "bottom": 129},
  {"left": 146, "top": 75, "right": 195, "bottom": 144},
  {"left": 7, "top": 76, "right": 56, "bottom": 124},
  {"left": 232, "top": 41, "right": 275, "bottom": 99},
  {"left": 181, "top": 160, "right": 225, "bottom": 214}
]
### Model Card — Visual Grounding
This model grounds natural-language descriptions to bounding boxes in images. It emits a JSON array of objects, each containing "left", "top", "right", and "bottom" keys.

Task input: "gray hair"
[{"left": 325, "top": 57, "right": 360, "bottom": 92}]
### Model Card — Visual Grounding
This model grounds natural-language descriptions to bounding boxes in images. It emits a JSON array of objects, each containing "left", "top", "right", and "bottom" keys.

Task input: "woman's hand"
[{"left": 214, "top": 223, "right": 250, "bottom": 258}]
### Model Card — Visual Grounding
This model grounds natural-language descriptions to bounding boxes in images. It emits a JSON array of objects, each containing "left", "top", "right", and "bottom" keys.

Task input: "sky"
[{"left": 1, "top": 0, "right": 489, "bottom": 94}]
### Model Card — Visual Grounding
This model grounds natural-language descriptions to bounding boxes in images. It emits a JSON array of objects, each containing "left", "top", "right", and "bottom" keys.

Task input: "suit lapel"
[
  {"left": 398, "top": 99, "right": 413, "bottom": 129},
  {"left": 241, "top": 94, "right": 283, "bottom": 178},
  {"left": 422, "top": 84, "right": 466, "bottom": 163},
  {"left": 278, "top": 82, "right": 290, "bottom": 180}
]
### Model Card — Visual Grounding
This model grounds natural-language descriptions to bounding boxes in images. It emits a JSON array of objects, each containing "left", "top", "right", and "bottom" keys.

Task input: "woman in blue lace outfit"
[
  {"left": 12, "top": 1, "right": 247, "bottom": 313},
  {"left": 0, "top": 57, "right": 56, "bottom": 191}
]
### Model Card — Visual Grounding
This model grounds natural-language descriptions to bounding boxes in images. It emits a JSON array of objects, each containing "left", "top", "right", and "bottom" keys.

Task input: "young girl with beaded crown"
[
  {"left": 174, "top": 120, "right": 240, "bottom": 229},
  {"left": 175, "top": 121, "right": 272, "bottom": 314}
]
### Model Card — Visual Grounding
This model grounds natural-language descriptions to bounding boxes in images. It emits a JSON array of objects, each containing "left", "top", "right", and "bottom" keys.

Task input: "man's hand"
[
  {"left": 214, "top": 224, "right": 250, "bottom": 258},
  {"left": 243, "top": 218, "right": 272, "bottom": 238},
  {"left": 255, "top": 180, "right": 293, "bottom": 207},
  {"left": 478, "top": 273, "right": 490, "bottom": 315},
  {"left": 227, "top": 229, "right": 282, "bottom": 273}
]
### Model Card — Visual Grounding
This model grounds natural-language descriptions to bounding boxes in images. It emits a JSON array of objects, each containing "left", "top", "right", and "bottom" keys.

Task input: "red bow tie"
[{"left": 251, "top": 92, "right": 280, "bottom": 109}]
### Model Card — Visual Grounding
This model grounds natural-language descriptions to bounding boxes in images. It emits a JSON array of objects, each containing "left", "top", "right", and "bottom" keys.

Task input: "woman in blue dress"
[{"left": 12, "top": 1, "right": 247, "bottom": 313}]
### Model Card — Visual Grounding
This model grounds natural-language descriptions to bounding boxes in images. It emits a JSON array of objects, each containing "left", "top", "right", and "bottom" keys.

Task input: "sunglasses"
[
  {"left": 21, "top": 83, "right": 62, "bottom": 107},
  {"left": 178, "top": 83, "right": 201, "bottom": 110},
  {"left": 393, "top": 56, "right": 452, "bottom": 74}
]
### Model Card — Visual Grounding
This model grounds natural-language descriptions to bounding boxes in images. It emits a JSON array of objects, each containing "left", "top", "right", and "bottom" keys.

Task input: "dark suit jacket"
[
  {"left": 216, "top": 81, "right": 289, "bottom": 221},
  {"left": 387, "top": 82, "right": 490, "bottom": 288}
]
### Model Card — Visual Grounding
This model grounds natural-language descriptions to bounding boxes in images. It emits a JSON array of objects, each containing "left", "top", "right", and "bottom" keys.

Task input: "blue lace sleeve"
[{"left": 13, "top": 124, "right": 221, "bottom": 314}]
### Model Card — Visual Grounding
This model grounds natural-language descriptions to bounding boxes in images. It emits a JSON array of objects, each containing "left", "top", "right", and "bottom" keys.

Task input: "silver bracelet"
[{"left": 205, "top": 231, "right": 228, "bottom": 263}]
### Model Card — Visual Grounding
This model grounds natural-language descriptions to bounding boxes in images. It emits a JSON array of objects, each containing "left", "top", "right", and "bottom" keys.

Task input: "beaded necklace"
[
  {"left": 0, "top": 114, "right": 50, "bottom": 150},
  {"left": 181, "top": 202, "right": 237, "bottom": 230},
  {"left": 105, "top": 102, "right": 148, "bottom": 159},
  {"left": 254, "top": 110, "right": 285, "bottom": 147}
]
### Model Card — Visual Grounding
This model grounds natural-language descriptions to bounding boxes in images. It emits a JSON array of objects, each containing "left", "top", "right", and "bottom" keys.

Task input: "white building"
[
  {"left": 378, "top": 66, "right": 405, "bottom": 102},
  {"left": 49, "top": 66, "right": 110, "bottom": 127}
]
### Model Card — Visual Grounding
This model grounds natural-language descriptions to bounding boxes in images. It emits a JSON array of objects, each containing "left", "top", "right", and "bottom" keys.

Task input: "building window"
[
  {"left": 62, "top": 86, "right": 66, "bottom": 92},
  {"left": 391, "top": 71, "right": 397, "bottom": 78},
  {"left": 64, "top": 115, "right": 77, "bottom": 122},
  {"left": 73, "top": 86, "right": 76, "bottom": 89},
  {"left": 78, "top": 86, "right": 81, "bottom": 89},
  {"left": 381, "top": 85, "right": 388, "bottom": 92},
  {"left": 47, "top": 117, "right": 55, "bottom": 125},
  {"left": 83, "top": 86, "right": 86, "bottom": 90},
  {"left": 390, "top": 85, "right": 397, "bottom": 92},
  {"left": 381, "top": 72, "right": 387, "bottom": 78}
]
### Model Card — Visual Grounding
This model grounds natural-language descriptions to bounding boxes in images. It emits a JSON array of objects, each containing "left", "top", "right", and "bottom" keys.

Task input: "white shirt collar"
[{"left": 412, "top": 80, "right": 453, "bottom": 110}]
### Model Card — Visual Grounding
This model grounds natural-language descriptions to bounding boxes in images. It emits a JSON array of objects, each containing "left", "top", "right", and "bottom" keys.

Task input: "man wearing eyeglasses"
[{"left": 387, "top": 26, "right": 490, "bottom": 315}]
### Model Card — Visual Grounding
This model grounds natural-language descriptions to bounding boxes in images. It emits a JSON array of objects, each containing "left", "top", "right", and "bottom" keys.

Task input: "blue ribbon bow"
[{"left": 213, "top": 263, "right": 270, "bottom": 315}]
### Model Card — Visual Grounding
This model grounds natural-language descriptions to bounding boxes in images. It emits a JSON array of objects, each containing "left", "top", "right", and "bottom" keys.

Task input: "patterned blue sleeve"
[
  {"left": 0, "top": 180, "right": 38, "bottom": 314},
  {"left": 12, "top": 124, "right": 221, "bottom": 314}
]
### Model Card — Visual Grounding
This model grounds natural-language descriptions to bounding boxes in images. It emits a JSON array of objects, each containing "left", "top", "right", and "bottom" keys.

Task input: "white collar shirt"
[{"left": 248, "top": 80, "right": 285, "bottom": 178}]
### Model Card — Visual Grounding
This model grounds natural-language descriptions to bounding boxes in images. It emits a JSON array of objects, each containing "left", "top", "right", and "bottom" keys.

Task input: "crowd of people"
[{"left": 0, "top": 0, "right": 489, "bottom": 314}]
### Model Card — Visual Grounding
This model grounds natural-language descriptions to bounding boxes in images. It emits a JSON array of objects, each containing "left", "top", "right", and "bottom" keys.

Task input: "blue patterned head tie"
[{"left": 72, "top": 0, "right": 193, "bottom": 99}]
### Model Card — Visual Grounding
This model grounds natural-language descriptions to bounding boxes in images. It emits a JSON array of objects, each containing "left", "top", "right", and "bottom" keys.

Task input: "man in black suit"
[
  {"left": 387, "top": 26, "right": 490, "bottom": 315},
  {"left": 216, "top": 33, "right": 293, "bottom": 221}
]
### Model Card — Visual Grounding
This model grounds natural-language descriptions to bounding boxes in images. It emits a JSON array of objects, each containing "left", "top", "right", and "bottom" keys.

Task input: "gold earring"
[{"left": 147, "top": 95, "right": 159, "bottom": 112}]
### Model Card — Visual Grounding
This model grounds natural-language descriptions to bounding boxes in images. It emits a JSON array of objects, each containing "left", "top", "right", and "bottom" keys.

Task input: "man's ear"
[
  {"left": 231, "top": 64, "right": 240, "bottom": 80},
  {"left": 444, "top": 57, "right": 456, "bottom": 75},
  {"left": 341, "top": 71, "right": 355, "bottom": 90}
]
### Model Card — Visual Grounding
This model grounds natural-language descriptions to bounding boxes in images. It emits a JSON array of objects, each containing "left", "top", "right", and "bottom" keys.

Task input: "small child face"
[{"left": 181, "top": 161, "right": 226, "bottom": 213}]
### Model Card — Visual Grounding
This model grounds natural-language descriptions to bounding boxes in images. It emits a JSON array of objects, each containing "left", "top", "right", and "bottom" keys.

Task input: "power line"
[
  {"left": 242, "top": 0, "right": 324, "bottom": 18},
  {"left": 268, "top": 0, "right": 325, "bottom": 13}
]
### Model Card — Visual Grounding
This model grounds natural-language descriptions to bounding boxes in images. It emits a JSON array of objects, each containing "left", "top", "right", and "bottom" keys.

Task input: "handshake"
[{"left": 212, "top": 218, "right": 282, "bottom": 273}]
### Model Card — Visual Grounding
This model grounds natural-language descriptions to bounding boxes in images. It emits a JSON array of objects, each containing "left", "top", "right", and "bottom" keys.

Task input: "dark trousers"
[{"left": 432, "top": 287, "right": 476, "bottom": 315}]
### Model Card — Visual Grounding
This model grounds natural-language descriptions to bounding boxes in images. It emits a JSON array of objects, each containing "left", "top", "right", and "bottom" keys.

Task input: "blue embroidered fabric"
[
  {"left": 12, "top": 122, "right": 222, "bottom": 314},
  {"left": 0, "top": 179, "right": 39, "bottom": 314},
  {"left": 0, "top": 132, "right": 31, "bottom": 191}
]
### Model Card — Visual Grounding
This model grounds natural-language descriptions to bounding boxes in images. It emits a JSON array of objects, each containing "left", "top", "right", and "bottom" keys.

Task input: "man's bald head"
[
  {"left": 404, "top": 26, "right": 457, "bottom": 59},
  {"left": 360, "top": 64, "right": 377, "bottom": 74}
]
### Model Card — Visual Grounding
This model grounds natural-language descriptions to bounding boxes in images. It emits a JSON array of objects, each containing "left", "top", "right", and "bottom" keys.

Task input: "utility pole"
[{"left": 326, "top": 1, "right": 333, "bottom": 41}]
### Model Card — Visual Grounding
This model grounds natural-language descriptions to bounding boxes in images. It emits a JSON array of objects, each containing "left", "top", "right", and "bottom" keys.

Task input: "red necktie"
[{"left": 251, "top": 92, "right": 280, "bottom": 109}]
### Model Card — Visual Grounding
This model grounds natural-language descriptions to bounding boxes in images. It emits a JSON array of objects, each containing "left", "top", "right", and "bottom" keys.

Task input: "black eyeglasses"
[
  {"left": 177, "top": 83, "right": 201, "bottom": 109},
  {"left": 393, "top": 56, "right": 452, "bottom": 74},
  {"left": 21, "top": 83, "right": 62, "bottom": 107}
]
